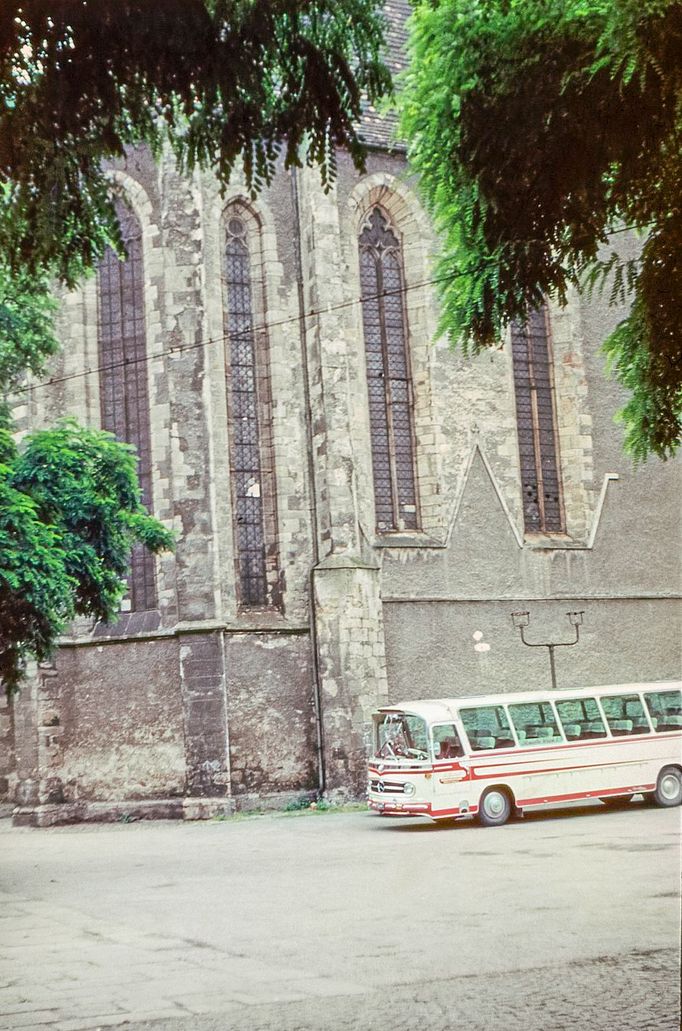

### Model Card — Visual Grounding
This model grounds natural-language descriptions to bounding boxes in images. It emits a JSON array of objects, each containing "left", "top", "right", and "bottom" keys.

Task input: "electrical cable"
[{"left": 10, "top": 219, "right": 647, "bottom": 397}]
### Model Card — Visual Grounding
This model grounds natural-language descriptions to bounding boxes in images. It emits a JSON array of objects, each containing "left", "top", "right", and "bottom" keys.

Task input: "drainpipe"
[{"left": 290, "top": 166, "right": 326, "bottom": 796}]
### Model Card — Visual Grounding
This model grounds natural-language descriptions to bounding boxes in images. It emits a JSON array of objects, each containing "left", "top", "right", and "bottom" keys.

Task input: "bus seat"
[
  {"left": 630, "top": 717, "right": 651, "bottom": 733},
  {"left": 495, "top": 737, "right": 515, "bottom": 748},
  {"left": 476, "top": 736, "right": 496, "bottom": 749},
  {"left": 533, "top": 726, "right": 555, "bottom": 739},
  {"left": 581, "top": 721, "right": 605, "bottom": 736},
  {"left": 660, "top": 714, "right": 682, "bottom": 730},
  {"left": 609, "top": 719, "right": 634, "bottom": 734},
  {"left": 563, "top": 723, "right": 581, "bottom": 740},
  {"left": 516, "top": 730, "right": 527, "bottom": 743}
]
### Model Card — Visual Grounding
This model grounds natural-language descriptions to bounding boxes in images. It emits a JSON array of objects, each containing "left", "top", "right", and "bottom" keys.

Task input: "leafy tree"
[
  {"left": 401, "top": 0, "right": 681, "bottom": 460},
  {"left": 0, "top": 422, "right": 174, "bottom": 692},
  {"left": 0, "top": 0, "right": 390, "bottom": 286},
  {"left": 0, "top": 258, "right": 59, "bottom": 426},
  {"left": 0, "top": 261, "right": 174, "bottom": 690}
]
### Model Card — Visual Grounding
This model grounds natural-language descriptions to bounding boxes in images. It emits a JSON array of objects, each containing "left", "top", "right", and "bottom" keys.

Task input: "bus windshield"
[{"left": 373, "top": 712, "right": 429, "bottom": 761}]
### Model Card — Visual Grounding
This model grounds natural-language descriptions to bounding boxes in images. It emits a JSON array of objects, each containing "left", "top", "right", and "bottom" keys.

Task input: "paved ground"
[{"left": 0, "top": 800, "right": 680, "bottom": 1031}]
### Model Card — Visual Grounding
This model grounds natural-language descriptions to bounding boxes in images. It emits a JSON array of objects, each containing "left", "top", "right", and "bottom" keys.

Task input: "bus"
[{"left": 367, "top": 681, "right": 682, "bottom": 826}]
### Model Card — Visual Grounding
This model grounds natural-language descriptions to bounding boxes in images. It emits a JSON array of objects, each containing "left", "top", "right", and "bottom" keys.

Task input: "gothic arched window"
[
  {"left": 359, "top": 207, "right": 419, "bottom": 532},
  {"left": 97, "top": 199, "right": 156, "bottom": 611},
  {"left": 511, "top": 307, "right": 564, "bottom": 533},
  {"left": 224, "top": 207, "right": 277, "bottom": 608}
]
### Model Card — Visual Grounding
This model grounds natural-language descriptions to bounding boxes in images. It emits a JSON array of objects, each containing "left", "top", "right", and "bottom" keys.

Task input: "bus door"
[{"left": 432, "top": 723, "right": 470, "bottom": 803}]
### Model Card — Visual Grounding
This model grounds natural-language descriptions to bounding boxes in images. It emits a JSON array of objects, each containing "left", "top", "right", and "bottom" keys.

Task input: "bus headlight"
[{"left": 403, "top": 782, "right": 416, "bottom": 796}]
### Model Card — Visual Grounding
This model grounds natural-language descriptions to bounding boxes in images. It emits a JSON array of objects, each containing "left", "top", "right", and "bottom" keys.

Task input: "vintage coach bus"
[{"left": 367, "top": 682, "right": 682, "bottom": 826}]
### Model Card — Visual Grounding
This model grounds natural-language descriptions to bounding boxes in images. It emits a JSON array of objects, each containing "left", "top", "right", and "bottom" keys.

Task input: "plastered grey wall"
[{"left": 384, "top": 597, "right": 680, "bottom": 704}]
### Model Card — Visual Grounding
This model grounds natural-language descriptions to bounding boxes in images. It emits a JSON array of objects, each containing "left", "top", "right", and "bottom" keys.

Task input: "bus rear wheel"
[
  {"left": 478, "top": 788, "right": 512, "bottom": 827},
  {"left": 654, "top": 767, "right": 682, "bottom": 807}
]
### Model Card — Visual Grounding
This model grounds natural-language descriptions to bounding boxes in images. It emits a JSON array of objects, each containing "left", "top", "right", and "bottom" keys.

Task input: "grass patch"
[{"left": 211, "top": 800, "right": 368, "bottom": 823}]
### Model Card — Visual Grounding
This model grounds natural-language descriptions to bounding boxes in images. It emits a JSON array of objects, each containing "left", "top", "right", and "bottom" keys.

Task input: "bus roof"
[{"left": 377, "top": 681, "right": 681, "bottom": 722}]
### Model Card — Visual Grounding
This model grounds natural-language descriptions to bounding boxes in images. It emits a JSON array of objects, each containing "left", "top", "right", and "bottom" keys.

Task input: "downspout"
[{"left": 290, "top": 166, "right": 326, "bottom": 796}]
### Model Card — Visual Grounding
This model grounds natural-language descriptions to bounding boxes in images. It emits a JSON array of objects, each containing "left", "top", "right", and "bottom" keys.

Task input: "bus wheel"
[
  {"left": 654, "top": 767, "right": 682, "bottom": 808},
  {"left": 478, "top": 788, "right": 512, "bottom": 827}
]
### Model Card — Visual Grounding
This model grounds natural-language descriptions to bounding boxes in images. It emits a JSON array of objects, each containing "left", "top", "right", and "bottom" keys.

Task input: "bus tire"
[
  {"left": 653, "top": 766, "right": 682, "bottom": 808},
  {"left": 478, "top": 787, "right": 512, "bottom": 827}
]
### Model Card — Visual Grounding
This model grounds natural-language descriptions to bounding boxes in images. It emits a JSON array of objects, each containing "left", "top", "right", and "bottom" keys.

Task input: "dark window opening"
[
  {"left": 511, "top": 308, "right": 563, "bottom": 533},
  {"left": 224, "top": 211, "right": 273, "bottom": 607},
  {"left": 97, "top": 199, "right": 156, "bottom": 611},
  {"left": 359, "top": 207, "right": 419, "bottom": 533}
]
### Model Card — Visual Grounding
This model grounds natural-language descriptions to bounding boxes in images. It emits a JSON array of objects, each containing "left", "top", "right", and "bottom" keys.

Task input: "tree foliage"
[
  {"left": 0, "top": 254, "right": 173, "bottom": 691},
  {"left": 401, "top": 0, "right": 681, "bottom": 460},
  {"left": 0, "top": 256, "right": 59, "bottom": 426},
  {"left": 0, "top": 422, "right": 174, "bottom": 692},
  {"left": 0, "top": 0, "right": 390, "bottom": 286}
]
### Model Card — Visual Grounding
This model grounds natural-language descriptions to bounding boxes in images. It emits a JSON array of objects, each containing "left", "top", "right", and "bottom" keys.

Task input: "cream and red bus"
[{"left": 367, "top": 681, "right": 682, "bottom": 826}]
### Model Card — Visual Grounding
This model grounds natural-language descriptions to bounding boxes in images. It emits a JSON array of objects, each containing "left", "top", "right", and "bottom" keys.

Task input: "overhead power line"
[{"left": 11, "top": 220, "right": 646, "bottom": 398}]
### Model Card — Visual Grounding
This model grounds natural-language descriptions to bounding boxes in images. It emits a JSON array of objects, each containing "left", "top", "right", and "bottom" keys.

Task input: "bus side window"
[
  {"left": 509, "top": 702, "right": 562, "bottom": 746},
  {"left": 644, "top": 690, "right": 682, "bottom": 732},
  {"left": 459, "top": 706, "right": 514, "bottom": 751},
  {"left": 556, "top": 698, "right": 607, "bottom": 741},
  {"left": 600, "top": 694, "right": 647, "bottom": 736},
  {"left": 433, "top": 724, "right": 463, "bottom": 760}
]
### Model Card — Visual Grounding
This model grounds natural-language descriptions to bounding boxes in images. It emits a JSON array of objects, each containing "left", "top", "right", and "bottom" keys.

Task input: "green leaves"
[
  {"left": 401, "top": 0, "right": 681, "bottom": 460},
  {"left": 0, "top": 435, "right": 73, "bottom": 692},
  {"left": 0, "top": 258, "right": 59, "bottom": 426},
  {"left": 0, "top": 422, "right": 174, "bottom": 692},
  {"left": 0, "top": 0, "right": 390, "bottom": 284}
]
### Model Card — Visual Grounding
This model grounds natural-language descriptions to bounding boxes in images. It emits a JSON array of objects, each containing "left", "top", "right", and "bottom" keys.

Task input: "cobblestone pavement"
[
  {"left": 0, "top": 801, "right": 680, "bottom": 1031},
  {"left": 130, "top": 949, "right": 680, "bottom": 1031}
]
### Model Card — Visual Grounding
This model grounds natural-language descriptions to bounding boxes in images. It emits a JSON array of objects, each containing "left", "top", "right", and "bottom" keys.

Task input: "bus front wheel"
[
  {"left": 654, "top": 767, "right": 682, "bottom": 807},
  {"left": 478, "top": 788, "right": 512, "bottom": 827}
]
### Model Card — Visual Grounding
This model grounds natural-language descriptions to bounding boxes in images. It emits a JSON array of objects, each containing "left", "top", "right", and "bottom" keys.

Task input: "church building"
[{"left": 2, "top": 1, "right": 679, "bottom": 824}]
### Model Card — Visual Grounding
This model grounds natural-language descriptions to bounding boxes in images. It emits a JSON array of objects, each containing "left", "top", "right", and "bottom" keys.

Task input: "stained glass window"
[
  {"left": 98, "top": 199, "right": 156, "bottom": 610},
  {"left": 359, "top": 207, "right": 419, "bottom": 532},
  {"left": 511, "top": 308, "right": 563, "bottom": 533}
]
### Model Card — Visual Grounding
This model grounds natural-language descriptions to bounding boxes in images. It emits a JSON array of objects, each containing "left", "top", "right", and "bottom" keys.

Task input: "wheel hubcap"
[
  {"left": 486, "top": 793, "right": 505, "bottom": 816},
  {"left": 660, "top": 774, "right": 680, "bottom": 800}
]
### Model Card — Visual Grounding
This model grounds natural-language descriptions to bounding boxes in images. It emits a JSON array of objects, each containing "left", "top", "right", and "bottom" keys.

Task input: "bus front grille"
[{"left": 369, "top": 779, "right": 405, "bottom": 794}]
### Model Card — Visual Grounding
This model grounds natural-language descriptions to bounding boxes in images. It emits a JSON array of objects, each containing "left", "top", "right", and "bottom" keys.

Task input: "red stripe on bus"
[
  {"left": 470, "top": 758, "right": 647, "bottom": 780},
  {"left": 428, "top": 785, "right": 656, "bottom": 817},
  {"left": 517, "top": 785, "right": 655, "bottom": 807}
]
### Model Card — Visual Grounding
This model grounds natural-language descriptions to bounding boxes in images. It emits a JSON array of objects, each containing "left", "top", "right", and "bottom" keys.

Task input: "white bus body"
[{"left": 367, "top": 682, "right": 682, "bottom": 826}]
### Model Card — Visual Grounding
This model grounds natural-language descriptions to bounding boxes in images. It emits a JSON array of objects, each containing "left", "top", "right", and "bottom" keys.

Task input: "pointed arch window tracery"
[
  {"left": 97, "top": 199, "right": 156, "bottom": 611},
  {"left": 359, "top": 206, "right": 419, "bottom": 532}
]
